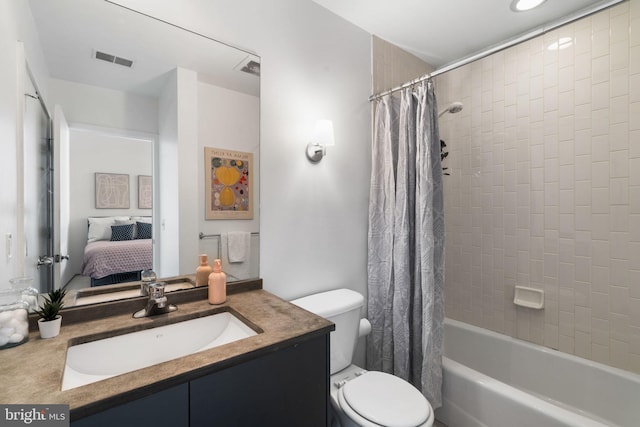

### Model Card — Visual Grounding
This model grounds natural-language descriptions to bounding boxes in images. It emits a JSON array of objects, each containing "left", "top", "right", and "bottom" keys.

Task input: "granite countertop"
[{"left": 0, "top": 284, "right": 334, "bottom": 421}]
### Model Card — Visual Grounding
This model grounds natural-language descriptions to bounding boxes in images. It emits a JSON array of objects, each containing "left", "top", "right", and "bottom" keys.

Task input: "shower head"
[{"left": 438, "top": 101, "right": 464, "bottom": 117}]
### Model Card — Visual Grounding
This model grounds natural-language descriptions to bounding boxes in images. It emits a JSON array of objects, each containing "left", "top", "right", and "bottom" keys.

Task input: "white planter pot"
[{"left": 38, "top": 315, "right": 62, "bottom": 339}]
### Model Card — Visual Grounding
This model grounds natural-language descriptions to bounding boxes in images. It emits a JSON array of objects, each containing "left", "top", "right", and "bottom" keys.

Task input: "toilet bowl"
[
  {"left": 291, "top": 289, "right": 434, "bottom": 427},
  {"left": 329, "top": 365, "right": 434, "bottom": 427}
]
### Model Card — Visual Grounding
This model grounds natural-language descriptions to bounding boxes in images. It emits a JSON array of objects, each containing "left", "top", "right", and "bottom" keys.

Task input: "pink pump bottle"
[
  {"left": 208, "top": 259, "right": 226, "bottom": 305},
  {"left": 195, "top": 254, "right": 213, "bottom": 287}
]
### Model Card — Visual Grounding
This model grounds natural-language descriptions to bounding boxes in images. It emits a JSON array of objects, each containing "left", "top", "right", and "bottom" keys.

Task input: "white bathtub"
[{"left": 435, "top": 318, "right": 640, "bottom": 427}]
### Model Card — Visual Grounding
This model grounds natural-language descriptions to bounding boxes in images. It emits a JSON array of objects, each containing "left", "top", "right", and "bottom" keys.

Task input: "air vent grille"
[
  {"left": 240, "top": 60, "right": 260, "bottom": 77},
  {"left": 94, "top": 50, "right": 134, "bottom": 68}
]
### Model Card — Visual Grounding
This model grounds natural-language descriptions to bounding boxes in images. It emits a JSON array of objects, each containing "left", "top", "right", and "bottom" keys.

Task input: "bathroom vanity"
[{"left": 0, "top": 280, "right": 334, "bottom": 426}]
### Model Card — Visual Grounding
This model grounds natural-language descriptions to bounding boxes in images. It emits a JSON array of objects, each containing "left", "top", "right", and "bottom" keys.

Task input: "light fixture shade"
[{"left": 313, "top": 120, "right": 335, "bottom": 147}]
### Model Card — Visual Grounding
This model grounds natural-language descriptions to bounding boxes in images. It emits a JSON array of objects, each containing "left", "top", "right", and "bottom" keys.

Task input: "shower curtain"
[{"left": 366, "top": 80, "right": 445, "bottom": 408}]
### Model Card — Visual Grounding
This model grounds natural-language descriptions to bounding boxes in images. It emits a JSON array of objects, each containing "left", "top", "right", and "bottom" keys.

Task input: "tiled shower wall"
[
  {"left": 372, "top": 35, "right": 434, "bottom": 95},
  {"left": 435, "top": 1, "right": 640, "bottom": 373}
]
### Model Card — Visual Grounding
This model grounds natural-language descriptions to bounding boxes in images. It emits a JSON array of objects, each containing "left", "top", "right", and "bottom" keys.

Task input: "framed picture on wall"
[
  {"left": 138, "top": 175, "right": 152, "bottom": 209},
  {"left": 95, "top": 173, "right": 129, "bottom": 209},
  {"left": 204, "top": 147, "right": 253, "bottom": 220}
]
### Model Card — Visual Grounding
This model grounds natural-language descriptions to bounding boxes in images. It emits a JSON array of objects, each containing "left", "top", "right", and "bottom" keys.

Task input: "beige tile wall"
[
  {"left": 371, "top": 35, "right": 434, "bottom": 94},
  {"left": 435, "top": 1, "right": 640, "bottom": 373}
]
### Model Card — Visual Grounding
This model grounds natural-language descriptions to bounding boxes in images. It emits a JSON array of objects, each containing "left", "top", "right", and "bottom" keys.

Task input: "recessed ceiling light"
[{"left": 510, "top": 0, "right": 547, "bottom": 12}]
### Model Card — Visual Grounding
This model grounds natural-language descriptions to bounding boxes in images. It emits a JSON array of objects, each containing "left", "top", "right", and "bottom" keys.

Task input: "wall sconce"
[{"left": 306, "top": 120, "right": 335, "bottom": 163}]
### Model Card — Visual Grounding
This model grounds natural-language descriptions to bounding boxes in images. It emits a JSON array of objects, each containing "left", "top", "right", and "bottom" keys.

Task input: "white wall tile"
[
  {"left": 631, "top": 102, "right": 640, "bottom": 130},
  {"left": 610, "top": 95, "right": 629, "bottom": 124},
  {"left": 592, "top": 81, "right": 610, "bottom": 110},
  {"left": 611, "top": 41, "right": 630, "bottom": 70},
  {"left": 592, "top": 134, "right": 610, "bottom": 162},
  {"left": 591, "top": 161, "right": 610, "bottom": 187},
  {"left": 592, "top": 29, "right": 610, "bottom": 59},
  {"left": 574, "top": 52, "right": 591, "bottom": 81},
  {"left": 610, "top": 122, "right": 629, "bottom": 151},
  {"left": 630, "top": 46, "right": 640, "bottom": 74},
  {"left": 611, "top": 68, "right": 629, "bottom": 98},
  {"left": 575, "top": 206, "right": 591, "bottom": 231},
  {"left": 610, "top": 150, "right": 629, "bottom": 177},
  {"left": 437, "top": 5, "right": 638, "bottom": 374},
  {"left": 575, "top": 180, "right": 592, "bottom": 205},
  {"left": 610, "top": 178, "right": 629, "bottom": 205}
]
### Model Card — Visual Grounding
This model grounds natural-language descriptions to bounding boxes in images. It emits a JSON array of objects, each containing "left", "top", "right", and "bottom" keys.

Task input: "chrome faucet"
[{"left": 133, "top": 282, "right": 177, "bottom": 318}]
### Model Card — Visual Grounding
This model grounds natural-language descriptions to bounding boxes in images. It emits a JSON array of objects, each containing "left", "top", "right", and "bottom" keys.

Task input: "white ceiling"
[
  {"left": 27, "top": 0, "right": 622, "bottom": 97},
  {"left": 312, "top": 0, "right": 621, "bottom": 68},
  {"left": 27, "top": 0, "right": 260, "bottom": 98}
]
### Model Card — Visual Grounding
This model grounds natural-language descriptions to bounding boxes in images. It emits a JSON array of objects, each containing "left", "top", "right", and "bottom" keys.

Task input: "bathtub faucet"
[{"left": 133, "top": 282, "right": 177, "bottom": 318}]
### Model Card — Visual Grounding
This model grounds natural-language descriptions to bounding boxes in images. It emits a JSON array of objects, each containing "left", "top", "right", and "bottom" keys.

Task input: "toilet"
[{"left": 291, "top": 289, "right": 434, "bottom": 427}]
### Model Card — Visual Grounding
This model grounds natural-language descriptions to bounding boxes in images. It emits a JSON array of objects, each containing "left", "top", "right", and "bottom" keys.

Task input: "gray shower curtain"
[{"left": 366, "top": 80, "right": 445, "bottom": 408}]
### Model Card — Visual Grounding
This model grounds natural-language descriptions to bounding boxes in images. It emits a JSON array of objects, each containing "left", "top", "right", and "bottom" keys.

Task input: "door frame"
[{"left": 18, "top": 43, "right": 53, "bottom": 292}]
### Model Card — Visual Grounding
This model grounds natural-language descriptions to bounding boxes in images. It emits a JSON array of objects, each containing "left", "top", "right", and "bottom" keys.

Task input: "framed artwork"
[
  {"left": 204, "top": 147, "right": 253, "bottom": 220},
  {"left": 138, "top": 175, "right": 152, "bottom": 209},
  {"left": 95, "top": 173, "right": 129, "bottom": 209}
]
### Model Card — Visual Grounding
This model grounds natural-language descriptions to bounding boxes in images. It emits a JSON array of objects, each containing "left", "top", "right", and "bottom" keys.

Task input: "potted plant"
[{"left": 36, "top": 288, "right": 67, "bottom": 339}]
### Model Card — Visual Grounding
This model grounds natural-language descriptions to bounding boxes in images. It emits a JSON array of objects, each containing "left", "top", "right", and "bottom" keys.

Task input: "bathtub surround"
[
  {"left": 436, "top": 1, "right": 640, "bottom": 373},
  {"left": 367, "top": 81, "right": 445, "bottom": 407},
  {"left": 437, "top": 318, "right": 640, "bottom": 427}
]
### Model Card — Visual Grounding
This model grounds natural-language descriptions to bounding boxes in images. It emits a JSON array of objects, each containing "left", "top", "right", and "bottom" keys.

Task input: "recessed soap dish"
[{"left": 514, "top": 285, "right": 544, "bottom": 309}]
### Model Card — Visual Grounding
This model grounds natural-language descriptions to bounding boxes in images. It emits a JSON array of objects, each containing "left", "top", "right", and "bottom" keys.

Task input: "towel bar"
[{"left": 198, "top": 231, "right": 259, "bottom": 240}]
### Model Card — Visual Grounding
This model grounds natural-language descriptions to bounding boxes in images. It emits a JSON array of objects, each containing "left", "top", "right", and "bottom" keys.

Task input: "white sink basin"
[{"left": 61, "top": 311, "right": 257, "bottom": 390}]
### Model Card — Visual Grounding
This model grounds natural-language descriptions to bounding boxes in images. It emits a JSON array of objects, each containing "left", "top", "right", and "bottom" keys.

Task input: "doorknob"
[
  {"left": 37, "top": 255, "right": 54, "bottom": 269},
  {"left": 37, "top": 255, "right": 69, "bottom": 269}
]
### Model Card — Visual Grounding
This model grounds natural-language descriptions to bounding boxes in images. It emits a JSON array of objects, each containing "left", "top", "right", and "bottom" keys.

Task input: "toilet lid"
[{"left": 341, "top": 371, "right": 431, "bottom": 427}]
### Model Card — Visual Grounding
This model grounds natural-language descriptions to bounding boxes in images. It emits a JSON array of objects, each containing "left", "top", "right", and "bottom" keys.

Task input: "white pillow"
[
  {"left": 130, "top": 216, "right": 152, "bottom": 224},
  {"left": 88, "top": 216, "right": 129, "bottom": 242}
]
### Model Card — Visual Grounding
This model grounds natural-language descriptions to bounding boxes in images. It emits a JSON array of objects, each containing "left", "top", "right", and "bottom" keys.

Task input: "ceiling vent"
[
  {"left": 94, "top": 50, "right": 134, "bottom": 68},
  {"left": 234, "top": 55, "right": 260, "bottom": 77}
]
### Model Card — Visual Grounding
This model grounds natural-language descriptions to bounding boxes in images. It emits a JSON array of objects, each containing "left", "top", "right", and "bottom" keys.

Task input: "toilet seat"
[{"left": 336, "top": 371, "right": 433, "bottom": 427}]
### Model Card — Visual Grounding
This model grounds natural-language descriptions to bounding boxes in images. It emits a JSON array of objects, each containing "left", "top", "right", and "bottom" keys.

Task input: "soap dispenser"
[
  {"left": 208, "top": 259, "right": 226, "bottom": 305},
  {"left": 196, "top": 254, "right": 213, "bottom": 287}
]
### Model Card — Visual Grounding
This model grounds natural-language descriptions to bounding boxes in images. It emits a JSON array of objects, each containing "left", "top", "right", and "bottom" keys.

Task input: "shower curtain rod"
[
  {"left": 368, "top": 0, "right": 624, "bottom": 102},
  {"left": 368, "top": 72, "right": 433, "bottom": 102}
]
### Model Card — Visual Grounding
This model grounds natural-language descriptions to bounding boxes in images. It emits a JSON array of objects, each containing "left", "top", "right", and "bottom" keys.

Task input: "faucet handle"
[
  {"left": 149, "top": 282, "right": 166, "bottom": 299},
  {"left": 133, "top": 281, "right": 176, "bottom": 318}
]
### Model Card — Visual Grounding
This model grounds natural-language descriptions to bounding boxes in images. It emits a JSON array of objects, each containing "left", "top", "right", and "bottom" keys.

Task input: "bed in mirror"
[{"left": 20, "top": 0, "right": 260, "bottom": 308}]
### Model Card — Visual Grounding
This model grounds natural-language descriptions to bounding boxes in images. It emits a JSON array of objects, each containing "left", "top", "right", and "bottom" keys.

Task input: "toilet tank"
[{"left": 291, "top": 289, "right": 364, "bottom": 374}]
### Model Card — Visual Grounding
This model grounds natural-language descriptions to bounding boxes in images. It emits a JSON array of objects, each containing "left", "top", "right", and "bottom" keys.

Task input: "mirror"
[{"left": 24, "top": 0, "right": 260, "bottom": 306}]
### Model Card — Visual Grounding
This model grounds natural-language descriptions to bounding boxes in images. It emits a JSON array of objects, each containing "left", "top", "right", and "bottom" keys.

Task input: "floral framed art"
[{"left": 204, "top": 147, "right": 253, "bottom": 220}]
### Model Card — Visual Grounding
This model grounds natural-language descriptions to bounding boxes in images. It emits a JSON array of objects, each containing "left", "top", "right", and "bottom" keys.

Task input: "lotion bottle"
[
  {"left": 208, "top": 259, "right": 226, "bottom": 304},
  {"left": 195, "top": 254, "right": 213, "bottom": 287}
]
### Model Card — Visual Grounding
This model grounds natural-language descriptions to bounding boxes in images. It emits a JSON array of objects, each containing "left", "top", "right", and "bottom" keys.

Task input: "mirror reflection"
[{"left": 23, "top": 0, "right": 260, "bottom": 306}]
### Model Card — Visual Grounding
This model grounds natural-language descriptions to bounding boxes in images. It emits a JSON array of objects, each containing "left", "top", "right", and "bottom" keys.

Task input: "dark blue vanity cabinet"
[
  {"left": 71, "top": 384, "right": 189, "bottom": 427},
  {"left": 71, "top": 334, "right": 330, "bottom": 427},
  {"left": 190, "top": 333, "right": 329, "bottom": 426}
]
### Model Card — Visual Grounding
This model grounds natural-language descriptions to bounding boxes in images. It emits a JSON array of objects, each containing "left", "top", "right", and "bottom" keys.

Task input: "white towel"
[{"left": 227, "top": 231, "right": 251, "bottom": 263}]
